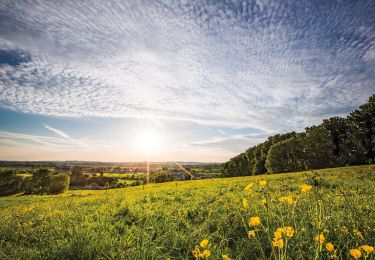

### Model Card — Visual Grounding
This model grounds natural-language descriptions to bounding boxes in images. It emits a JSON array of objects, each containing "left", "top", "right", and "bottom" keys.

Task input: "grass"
[{"left": 0, "top": 165, "right": 374, "bottom": 259}]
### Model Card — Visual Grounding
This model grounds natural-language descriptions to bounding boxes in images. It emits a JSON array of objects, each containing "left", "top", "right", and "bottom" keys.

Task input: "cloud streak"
[{"left": 0, "top": 0, "right": 374, "bottom": 135}]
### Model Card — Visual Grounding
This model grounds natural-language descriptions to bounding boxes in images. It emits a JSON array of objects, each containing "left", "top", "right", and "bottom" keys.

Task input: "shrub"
[
  {"left": 49, "top": 174, "right": 70, "bottom": 194},
  {"left": 0, "top": 170, "right": 22, "bottom": 196}
]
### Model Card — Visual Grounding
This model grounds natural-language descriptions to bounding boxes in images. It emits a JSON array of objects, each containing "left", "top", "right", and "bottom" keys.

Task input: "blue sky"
[{"left": 0, "top": 0, "right": 374, "bottom": 162}]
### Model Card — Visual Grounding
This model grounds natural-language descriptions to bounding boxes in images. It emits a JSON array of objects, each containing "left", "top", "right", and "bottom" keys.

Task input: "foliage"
[
  {"left": 49, "top": 174, "right": 70, "bottom": 194},
  {"left": 0, "top": 170, "right": 23, "bottom": 196},
  {"left": 222, "top": 94, "right": 375, "bottom": 175},
  {"left": 0, "top": 165, "right": 373, "bottom": 259},
  {"left": 266, "top": 137, "right": 305, "bottom": 173},
  {"left": 29, "top": 168, "right": 52, "bottom": 195}
]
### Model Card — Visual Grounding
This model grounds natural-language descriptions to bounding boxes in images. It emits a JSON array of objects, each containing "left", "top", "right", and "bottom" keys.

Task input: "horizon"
[{"left": 1, "top": 0, "right": 375, "bottom": 162}]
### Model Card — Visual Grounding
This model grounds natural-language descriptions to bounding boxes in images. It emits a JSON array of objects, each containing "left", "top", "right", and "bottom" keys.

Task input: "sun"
[{"left": 135, "top": 131, "right": 163, "bottom": 155}]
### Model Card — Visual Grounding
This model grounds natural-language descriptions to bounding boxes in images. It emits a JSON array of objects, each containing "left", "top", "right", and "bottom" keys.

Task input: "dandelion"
[
  {"left": 301, "top": 227, "right": 306, "bottom": 232},
  {"left": 200, "top": 239, "right": 209, "bottom": 248},
  {"left": 222, "top": 255, "right": 231, "bottom": 260},
  {"left": 245, "top": 183, "right": 254, "bottom": 191},
  {"left": 326, "top": 243, "right": 334, "bottom": 252},
  {"left": 242, "top": 198, "right": 249, "bottom": 209},
  {"left": 249, "top": 216, "right": 261, "bottom": 227},
  {"left": 202, "top": 249, "right": 211, "bottom": 259},
  {"left": 259, "top": 180, "right": 267, "bottom": 187},
  {"left": 300, "top": 184, "right": 313, "bottom": 192},
  {"left": 248, "top": 230, "right": 256, "bottom": 239},
  {"left": 360, "top": 245, "right": 374, "bottom": 254},
  {"left": 261, "top": 198, "right": 267, "bottom": 206},
  {"left": 315, "top": 234, "right": 325, "bottom": 244},
  {"left": 350, "top": 249, "right": 362, "bottom": 259},
  {"left": 284, "top": 226, "right": 295, "bottom": 238},
  {"left": 272, "top": 238, "right": 284, "bottom": 249},
  {"left": 278, "top": 196, "right": 294, "bottom": 205}
]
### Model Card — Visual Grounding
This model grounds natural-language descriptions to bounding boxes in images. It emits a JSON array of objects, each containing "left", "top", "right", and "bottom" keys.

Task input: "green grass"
[{"left": 0, "top": 165, "right": 374, "bottom": 259}]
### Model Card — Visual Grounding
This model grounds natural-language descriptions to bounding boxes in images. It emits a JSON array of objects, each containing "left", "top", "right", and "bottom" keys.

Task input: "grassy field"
[{"left": 0, "top": 165, "right": 374, "bottom": 259}]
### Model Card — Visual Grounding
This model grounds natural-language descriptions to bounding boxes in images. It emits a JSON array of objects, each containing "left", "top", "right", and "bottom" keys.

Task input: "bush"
[
  {"left": 0, "top": 170, "right": 22, "bottom": 196},
  {"left": 49, "top": 174, "right": 70, "bottom": 194}
]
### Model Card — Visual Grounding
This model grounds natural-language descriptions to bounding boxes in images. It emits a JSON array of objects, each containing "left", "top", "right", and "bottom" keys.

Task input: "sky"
[{"left": 0, "top": 0, "right": 374, "bottom": 162}]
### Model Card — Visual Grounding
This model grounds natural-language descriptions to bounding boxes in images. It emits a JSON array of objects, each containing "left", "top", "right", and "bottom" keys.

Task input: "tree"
[
  {"left": 304, "top": 125, "right": 336, "bottom": 169},
  {"left": 266, "top": 137, "right": 305, "bottom": 173},
  {"left": 70, "top": 166, "right": 86, "bottom": 186},
  {"left": 349, "top": 94, "right": 375, "bottom": 164},
  {"left": 49, "top": 174, "right": 70, "bottom": 194},
  {"left": 30, "top": 168, "right": 52, "bottom": 195},
  {"left": 0, "top": 170, "right": 23, "bottom": 196}
]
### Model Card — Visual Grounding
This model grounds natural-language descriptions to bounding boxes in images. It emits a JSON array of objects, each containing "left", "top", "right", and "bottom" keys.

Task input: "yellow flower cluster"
[
  {"left": 349, "top": 245, "right": 374, "bottom": 259},
  {"left": 247, "top": 230, "right": 256, "bottom": 239},
  {"left": 360, "top": 245, "right": 374, "bottom": 254},
  {"left": 300, "top": 184, "right": 313, "bottom": 192},
  {"left": 350, "top": 249, "right": 361, "bottom": 259},
  {"left": 315, "top": 234, "right": 325, "bottom": 244},
  {"left": 325, "top": 242, "right": 334, "bottom": 252},
  {"left": 192, "top": 239, "right": 211, "bottom": 259},
  {"left": 354, "top": 229, "right": 364, "bottom": 240},
  {"left": 249, "top": 216, "right": 261, "bottom": 227},
  {"left": 272, "top": 227, "right": 294, "bottom": 249},
  {"left": 259, "top": 180, "right": 267, "bottom": 187},
  {"left": 242, "top": 198, "right": 249, "bottom": 209},
  {"left": 244, "top": 183, "right": 254, "bottom": 191},
  {"left": 278, "top": 196, "right": 294, "bottom": 205}
]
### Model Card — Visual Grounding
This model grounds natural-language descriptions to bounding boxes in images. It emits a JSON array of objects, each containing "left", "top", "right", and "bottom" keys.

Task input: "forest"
[{"left": 221, "top": 94, "right": 375, "bottom": 176}]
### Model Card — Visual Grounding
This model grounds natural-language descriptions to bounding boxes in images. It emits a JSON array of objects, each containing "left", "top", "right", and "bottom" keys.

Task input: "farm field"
[{"left": 0, "top": 165, "right": 374, "bottom": 259}]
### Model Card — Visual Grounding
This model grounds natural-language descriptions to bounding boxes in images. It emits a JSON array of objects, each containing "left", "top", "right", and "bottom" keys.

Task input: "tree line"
[{"left": 221, "top": 94, "right": 375, "bottom": 176}]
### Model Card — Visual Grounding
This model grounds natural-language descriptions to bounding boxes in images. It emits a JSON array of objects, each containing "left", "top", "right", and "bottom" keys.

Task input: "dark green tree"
[
  {"left": 0, "top": 170, "right": 23, "bottom": 196},
  {"left": 265, "top": 137, "right": 305, "bottom": 173}
]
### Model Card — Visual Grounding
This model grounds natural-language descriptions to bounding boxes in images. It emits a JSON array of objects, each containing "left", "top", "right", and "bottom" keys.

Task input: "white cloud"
[{"left": 0, "top": 0, "right": 374, "bottom": 135}]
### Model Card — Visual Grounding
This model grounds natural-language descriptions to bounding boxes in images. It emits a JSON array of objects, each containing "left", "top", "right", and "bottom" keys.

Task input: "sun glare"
[{"left": 135, "top": 131, "right": 163, "bottom": 154}]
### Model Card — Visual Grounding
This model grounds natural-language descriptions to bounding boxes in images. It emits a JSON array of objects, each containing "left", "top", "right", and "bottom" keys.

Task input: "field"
[{"left": 0, "top": 165, "right": 374, "bottom": 259}]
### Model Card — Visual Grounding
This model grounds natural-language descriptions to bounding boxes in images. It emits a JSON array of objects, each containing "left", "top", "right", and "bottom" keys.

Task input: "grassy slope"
[{"left": 0, "top": 165, "right": 374, "bottom": 259}]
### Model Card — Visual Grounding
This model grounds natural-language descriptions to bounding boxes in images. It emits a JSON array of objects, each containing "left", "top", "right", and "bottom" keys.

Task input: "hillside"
[{"left": 0, "top": 164, "right": 374, "bottom": 259}]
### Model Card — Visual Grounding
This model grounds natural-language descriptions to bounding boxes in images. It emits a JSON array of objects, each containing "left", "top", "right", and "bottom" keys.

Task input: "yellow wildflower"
[
  {"left": 274, "top": 231, "right": 283, "bottom": 240},
  {"left": 192, "top": 248, "right": 201, "bottom": 258},
  {"left": 200, "top": 239, "right": 209, "bottom": 248},
  {"left": 350, "top": 249, "right": 362, "bottom": 259},
  {"left": 202, "top": 249, "right": 211, "bottom": 259},
  {"left": 261, "top": 198, "right": 267, "bottom": 206},
  {"left": 284, "top": 226, "right": 294, "bottom": 238},
  {"left": 354, "top": 229, "right": 364, "bottom": 240},
  {"left": 244, "top": 183, "right": 254, "bottom": 191},
  {"left": 326, "top": 243, "right": 334, "bottom": 252},
  {"left": 222, "top": 255, "right": 231, "bottom": 260},
  {"left": 272, "top": 238, "right": 284, "bottom": 248},
  {"left": 301, "top": 227, "right": 306, "bottom": 232},
  {"left": 361, "top": 245, "right": 374, "bottom": 254},
  {"left": 278, "top": 196, "right": 294, "bottom": 205},
  {"left": 259, "top": 180, "right": 267, "bottom": 187},
  {"left": 315, "top": 234, "right": 325, "bottom": 244},
  {"left": 248, "top": 230, "right": 256, "bottom": 239},
  {"left": 249, "top": 216, "right": 261, "bottom": 227},
  {"left": 300, "top": 184, "right": 313, "bottom": 192},
  {"left": 242, "top": 198, "right": 249, "bottom": 209}
]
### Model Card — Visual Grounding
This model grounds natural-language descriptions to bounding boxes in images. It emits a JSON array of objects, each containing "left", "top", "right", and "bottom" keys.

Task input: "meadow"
[{"left": 0, "top": 165, "right": 374, "bottom": 259}]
